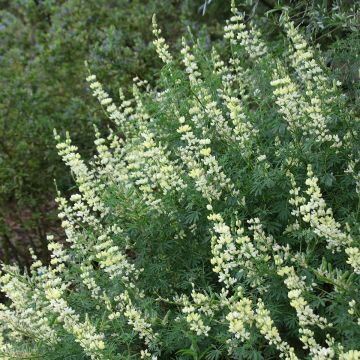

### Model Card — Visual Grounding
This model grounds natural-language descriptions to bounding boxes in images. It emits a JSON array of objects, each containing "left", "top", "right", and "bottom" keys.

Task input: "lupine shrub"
[{"left": 1, "top": 2, "right": 360, "bottom": 359}]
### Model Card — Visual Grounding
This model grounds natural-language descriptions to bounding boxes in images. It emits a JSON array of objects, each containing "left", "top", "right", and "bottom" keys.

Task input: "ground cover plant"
[{"left": 1, "top": 1, "right": 360, "bottom": 359}]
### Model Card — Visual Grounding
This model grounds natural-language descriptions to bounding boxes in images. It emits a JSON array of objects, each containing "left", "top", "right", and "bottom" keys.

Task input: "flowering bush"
[
  {"left": 0, "top": 0, "right": 223, "bottom": 265},
  {"left": 1, "top": 2, "right": 360, "bottom": 359}
]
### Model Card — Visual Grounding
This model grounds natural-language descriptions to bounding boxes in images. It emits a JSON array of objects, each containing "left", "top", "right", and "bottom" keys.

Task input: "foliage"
[
  {"left": 1, "top": 2, "right": 360, "bottom": 359},
  {"left": 204, "top": 0, "right": 359, "bottom": 37}
]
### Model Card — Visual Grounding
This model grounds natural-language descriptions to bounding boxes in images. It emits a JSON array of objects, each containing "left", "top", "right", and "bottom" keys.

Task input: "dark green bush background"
[{"left": 0, "top": 0, "right": 358, "bottom": 265}]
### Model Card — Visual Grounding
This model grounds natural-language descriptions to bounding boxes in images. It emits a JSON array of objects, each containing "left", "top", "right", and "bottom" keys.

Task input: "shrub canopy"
[{"left": 1, "top": 2, "right": 360, "bottom": 359}]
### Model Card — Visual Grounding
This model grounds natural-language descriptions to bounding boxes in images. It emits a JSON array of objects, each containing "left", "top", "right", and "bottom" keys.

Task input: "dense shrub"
[
  {"left": 1, "top": 0, "right": 358, "bottom": 266},
  {"left": 1, "top": 2, "right": 360, "bottom": 359}
]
